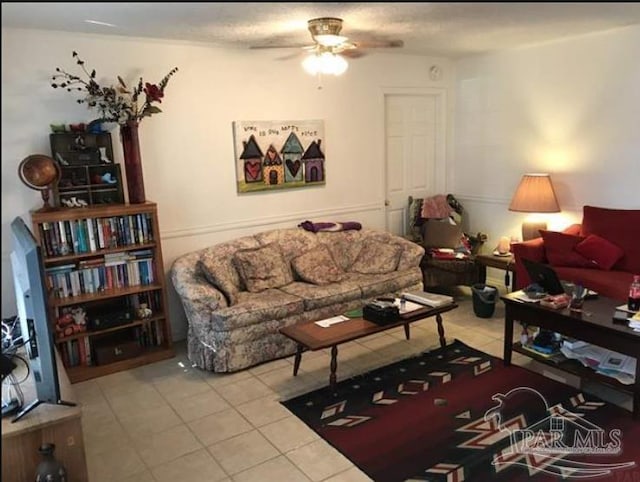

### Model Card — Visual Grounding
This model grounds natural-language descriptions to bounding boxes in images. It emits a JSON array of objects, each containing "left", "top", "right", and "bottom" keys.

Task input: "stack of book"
[
  {"left": 401, "top": 290, "right": 455, "bottom": 308},
  {"left": 519, "top": 343, "right": 565, "bottom": 363}
]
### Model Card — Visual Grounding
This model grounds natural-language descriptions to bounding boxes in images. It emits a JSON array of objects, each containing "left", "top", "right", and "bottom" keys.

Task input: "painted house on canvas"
[
  {"left": 281, "top": 132, "right": 305, "bottom": 183},
  {"left": 239, "top": 134, "right": 264, "bottom": 183},
  {"left": 262, "top": 144, "right": 284, "bottom": 185},
  {"left": 302, "top": 140, "right": 325, "bottom": 183}
]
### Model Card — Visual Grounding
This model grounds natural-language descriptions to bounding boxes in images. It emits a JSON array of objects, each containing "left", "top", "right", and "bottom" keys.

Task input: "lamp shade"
[{"left": 508, "top": 173, "right": 560, "bottom": 213}]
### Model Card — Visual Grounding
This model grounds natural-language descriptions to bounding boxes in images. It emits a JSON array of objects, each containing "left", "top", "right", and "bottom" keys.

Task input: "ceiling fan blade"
[
  {"left": 249, "top": 43, "right": 310, "bottom": 50},
  {"left": 353, "top": 39, "right": 404, "bottom": 49},
  {"left": 341, "top": 49, "right": 366, "bottom": 59},
  {"left": 276, "top": 50, "right": 306, "bottom": 61}
]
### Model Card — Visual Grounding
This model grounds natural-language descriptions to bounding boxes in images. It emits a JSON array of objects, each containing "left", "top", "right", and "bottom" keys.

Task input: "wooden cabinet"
[
  {"left": 31, "top": 201, "right": 174, "bottom": 383},
  {"left": 2, "top": 351, "right": 88, "bottom": 482},
  {"left": 50, "top": 132, "right": 114, "bottom": 166},
  {"left": 50, "top": 132, "right": 125, "bottom": 207},
  {"left": 55, "top": 163, "right": 125, "bottom": 207}
]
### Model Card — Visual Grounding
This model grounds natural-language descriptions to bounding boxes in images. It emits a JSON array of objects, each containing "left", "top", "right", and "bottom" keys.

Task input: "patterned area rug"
[{"left": 282, "top": 340, "right": 639, "bottom": 482}]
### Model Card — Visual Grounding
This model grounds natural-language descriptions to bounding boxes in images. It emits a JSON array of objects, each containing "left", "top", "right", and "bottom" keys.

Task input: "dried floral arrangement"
[{"left": 52, "top": 51, "right": 178, "bottom": 125}]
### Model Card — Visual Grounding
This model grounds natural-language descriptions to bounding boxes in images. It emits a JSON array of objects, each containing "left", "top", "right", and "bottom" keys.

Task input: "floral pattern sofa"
[{"left": 171, "top": 227, "right": 425, "bottom": 372}]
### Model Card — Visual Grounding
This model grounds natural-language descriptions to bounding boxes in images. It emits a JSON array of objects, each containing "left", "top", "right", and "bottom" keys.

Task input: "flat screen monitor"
[{"left": 10, "top": 216, "right": 73, "bottom": 421}]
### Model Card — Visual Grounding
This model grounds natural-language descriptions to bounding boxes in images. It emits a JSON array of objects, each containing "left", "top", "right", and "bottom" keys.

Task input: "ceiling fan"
[{"left": 250, "top": 17, "right": 403, "bottom": 74}]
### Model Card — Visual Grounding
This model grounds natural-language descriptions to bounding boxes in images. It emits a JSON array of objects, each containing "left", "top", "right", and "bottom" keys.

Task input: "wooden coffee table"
[
  {"left": 502, "top": 292, "right": 640, "bottom": 418},
  {"left": 280, "top": 303, "right": 458, "bottom": 390}
]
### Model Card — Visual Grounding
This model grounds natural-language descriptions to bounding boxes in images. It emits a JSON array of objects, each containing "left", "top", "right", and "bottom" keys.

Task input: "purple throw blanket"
[{"left": 298, "top": 220, "right": 362, "bottom": 233}]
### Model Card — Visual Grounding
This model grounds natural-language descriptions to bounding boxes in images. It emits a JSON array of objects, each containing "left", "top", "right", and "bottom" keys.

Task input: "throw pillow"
[
  {"left": 291, "top": 245, "right": 345, "bottom": 285},
  {"left": 349, "top": 240, "right": 403, "bottom": 274},
  {"left": 197, "top": 259, "right": 240, "bottom": 305},
  {"left": 581, "top": 206, "right": 640, "bottom": 273},
  {"left": 233, "top": 243, "right": 293, "bottom": 293},
  {"left": 539, "top": 230, "right": 595, "bottom": 268},
  {"left": 575, "top": 234, "right": 625, "bottom": 271},
  {"left": 421, "top": 219, "right": 463, "bottom": 249},
  {"left": 325, "top": 239, "right": 364, "bottom": 271}
]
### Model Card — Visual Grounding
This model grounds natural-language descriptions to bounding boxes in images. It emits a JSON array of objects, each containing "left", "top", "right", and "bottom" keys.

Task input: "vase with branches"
[{"left": 52, "top": 52, "right": 178, "bottom": 203}]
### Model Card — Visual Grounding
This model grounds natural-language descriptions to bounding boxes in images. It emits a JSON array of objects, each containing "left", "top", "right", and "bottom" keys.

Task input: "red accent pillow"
[
  {"left": 581, "top": 206, "right": 640, "bottom": 272},
  {"left": 575, "top": 234, "right": 625, "bottom": 270},
  {"left": 540, "top": 230, "right": 595, "bottom": 268}
]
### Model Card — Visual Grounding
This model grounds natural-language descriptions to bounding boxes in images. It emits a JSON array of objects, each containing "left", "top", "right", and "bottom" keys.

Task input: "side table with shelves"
[
  {"left": 31, "top": 201, "right": 174, "bottom": 383},
  {"left": 476, "top": 253, "right": 516, "bottom": 291}
]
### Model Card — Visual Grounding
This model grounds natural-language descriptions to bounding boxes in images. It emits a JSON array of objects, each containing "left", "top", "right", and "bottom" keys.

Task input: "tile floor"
[{"left": 77, "top": 287, "right": 632, "bottom": 481}]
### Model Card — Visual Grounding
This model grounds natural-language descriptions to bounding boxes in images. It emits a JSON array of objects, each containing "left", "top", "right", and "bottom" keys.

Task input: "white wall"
[
  {"left": 452, "top": 25, "right": 640, "bottom": 258},
  {"left": 1, "top": 28, "right": 453, "bottom": 339}
]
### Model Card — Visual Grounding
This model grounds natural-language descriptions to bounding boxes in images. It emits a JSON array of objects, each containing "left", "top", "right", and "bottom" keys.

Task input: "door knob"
[{"left": 384, "top": 200, "right": 390, "bottom": 206}]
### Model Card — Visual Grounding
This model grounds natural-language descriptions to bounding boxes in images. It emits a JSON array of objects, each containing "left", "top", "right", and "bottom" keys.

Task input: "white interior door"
[{"left": 384, "top": 91, "right": 445, "bottom": 235}]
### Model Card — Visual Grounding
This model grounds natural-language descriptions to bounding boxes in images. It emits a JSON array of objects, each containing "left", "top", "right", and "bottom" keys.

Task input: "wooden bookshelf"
[{"left": 31, "top": 201, "right": 174, "bottom": 383}]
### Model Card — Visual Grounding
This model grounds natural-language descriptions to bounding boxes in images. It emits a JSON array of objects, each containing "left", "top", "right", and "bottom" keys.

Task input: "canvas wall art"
[{"left": 233, "top": 120, "right": 325, "bottom": 193}]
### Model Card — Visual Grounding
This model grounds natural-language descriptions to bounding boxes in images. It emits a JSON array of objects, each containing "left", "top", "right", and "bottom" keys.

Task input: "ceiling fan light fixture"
[
  {"left": 302, "top": 51, "right": 348, "bottom": 76},
  {"left": 313, "top": 34, "right": 348, "bottom": 47}
]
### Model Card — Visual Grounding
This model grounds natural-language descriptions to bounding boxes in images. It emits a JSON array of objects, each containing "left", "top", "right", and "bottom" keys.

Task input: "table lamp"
[{"left": 509, "top": 173, "right": 560, "bottom": 241}]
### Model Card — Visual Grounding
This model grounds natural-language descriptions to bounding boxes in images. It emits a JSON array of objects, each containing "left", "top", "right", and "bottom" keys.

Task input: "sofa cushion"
[
  {"left": 580, "top": 206, "right": 640, "bottom": 273},
  {"left": 198, "top": 235, "right": 261, "bottom": 304},
  {"left": 347, "top": 270, "right": 423, "bottom": 298},
  {"left": 197, "top": 260, "right": 240, "bottom": 306},
  {"left": 279, "top": 280, "right": 362, "bottom": 311},
  {"left": 291, "top": 245, "right": 345, "bottom": 285},
  {"left": 575, "top": 234, "right": 625, "bottom": 271},
  {"left": 233, "top": 243, "right": 293, "bottom": 292},
  {"left": 350, "top": 240, "right": 403, "bottom": 274},
  {"left": 316, "top": 230, "right": 364, "bottom": 271},
  {"left": 539, "top": 230, "right": 595, "bottom": 269},
  {"left": 554, "top": 267, "right": 633, "bottom": 302},
  {"left": 254, "top": 229, "right": 320, "bottom": 264},
  {"left": 211, "top": 288, "right": 304, "bottom": 330}
]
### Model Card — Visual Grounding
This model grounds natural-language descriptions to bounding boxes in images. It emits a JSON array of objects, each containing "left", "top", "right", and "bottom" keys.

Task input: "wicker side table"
[{"left": 421, "top": 255, "right": 482, "bottom": 288}]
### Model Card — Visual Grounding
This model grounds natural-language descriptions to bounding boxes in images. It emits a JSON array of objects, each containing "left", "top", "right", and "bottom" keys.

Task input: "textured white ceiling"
[{"left": 3, "top": 2, "right": 640, "bottom": 58}]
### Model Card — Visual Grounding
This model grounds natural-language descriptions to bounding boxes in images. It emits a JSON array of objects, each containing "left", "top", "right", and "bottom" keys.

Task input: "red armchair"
[{"left": 512, "top": 206, "right": 640, "bottom": 302}]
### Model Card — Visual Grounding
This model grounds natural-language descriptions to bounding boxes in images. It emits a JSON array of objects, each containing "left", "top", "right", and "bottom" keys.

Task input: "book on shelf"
[
  {"left": 401, "top": 290, "right": 454, "bottom": 308},
  {"left": 519, "top": 343, "right": 564, "bottom": 362}
]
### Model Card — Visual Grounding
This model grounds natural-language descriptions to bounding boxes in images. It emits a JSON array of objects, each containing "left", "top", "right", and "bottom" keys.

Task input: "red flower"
[{"left": 144, "top": 83, "right": 163, "bottom": 103}]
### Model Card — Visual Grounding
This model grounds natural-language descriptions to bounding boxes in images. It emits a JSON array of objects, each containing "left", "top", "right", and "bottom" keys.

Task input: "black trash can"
[{"left": 471, "top": 283, "right": 498, "bottom": 318}]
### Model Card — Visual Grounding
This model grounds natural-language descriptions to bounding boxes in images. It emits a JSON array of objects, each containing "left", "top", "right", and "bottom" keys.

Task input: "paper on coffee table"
[
  {"left": 393, "top": 298, "right": 425, "bottom": 314},
  {"left": 315, "top": 315, "right": 350, "bottom": 328}
]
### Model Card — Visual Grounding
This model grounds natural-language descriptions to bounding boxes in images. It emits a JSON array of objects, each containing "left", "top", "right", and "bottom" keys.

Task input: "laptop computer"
[{"left": 521, "top": 258, "right": 566, "bottom": 295}]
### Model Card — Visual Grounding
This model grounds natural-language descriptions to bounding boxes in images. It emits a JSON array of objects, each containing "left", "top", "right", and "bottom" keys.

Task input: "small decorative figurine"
[
  {"left": 137, "top": 303, "right": 153, "bottom": 319},
  {"left": 99, "top": 146, "right": 112, "bottom": 163}
]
